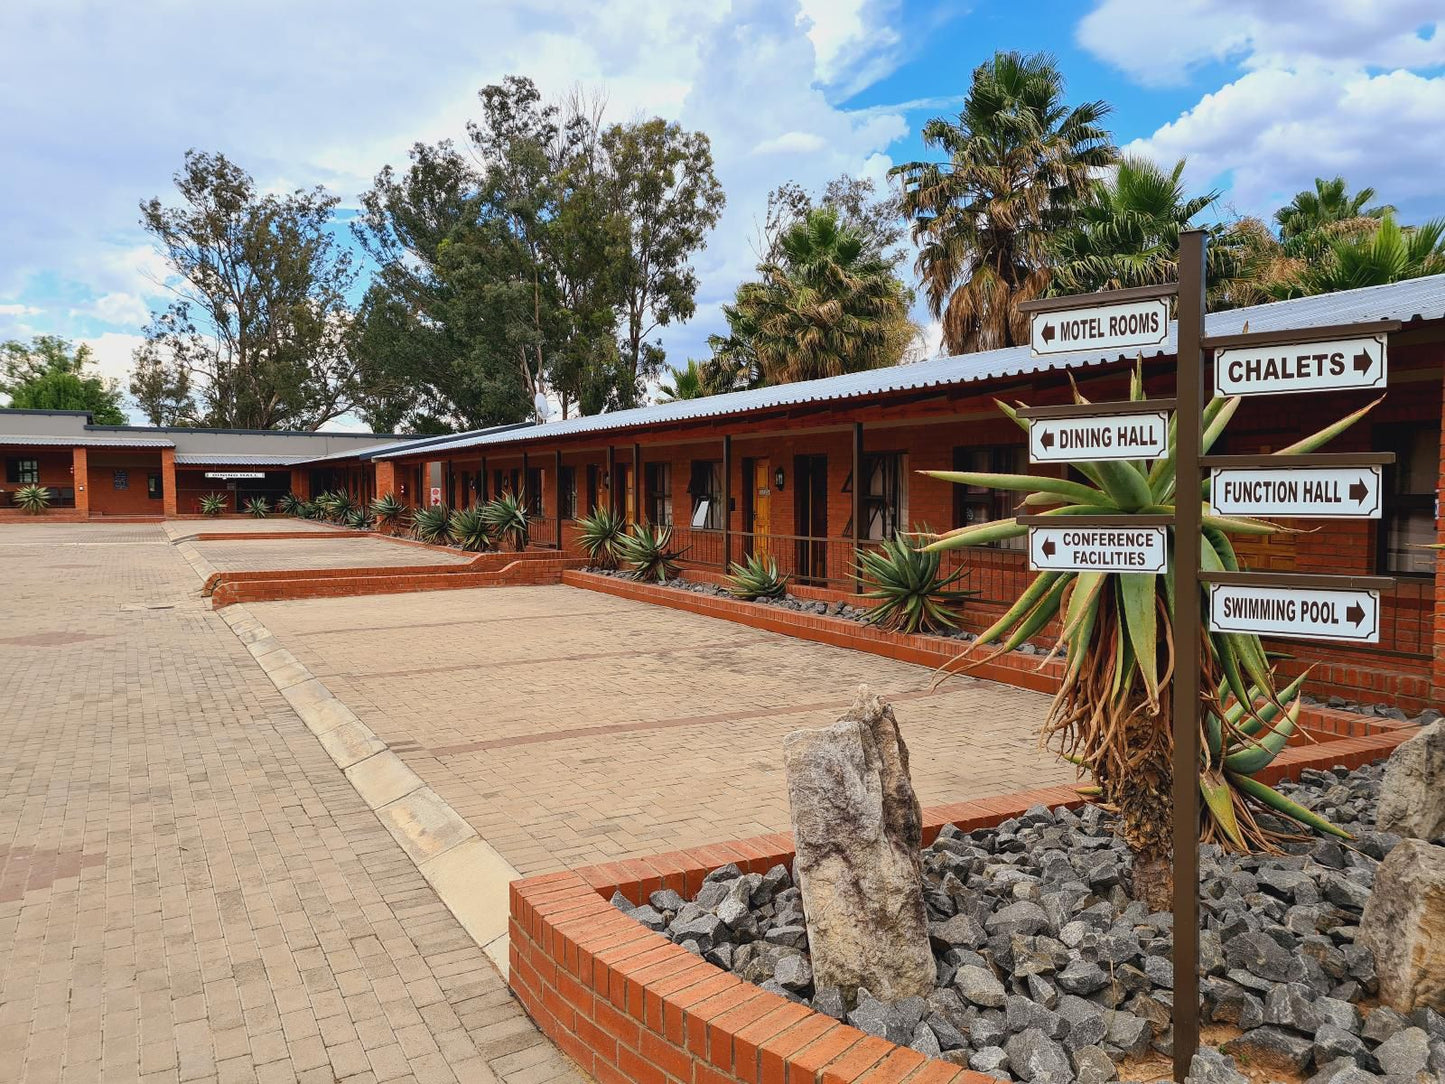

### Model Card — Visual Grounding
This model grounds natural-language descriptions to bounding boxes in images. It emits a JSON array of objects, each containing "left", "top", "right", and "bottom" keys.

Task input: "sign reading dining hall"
[
  {"left": 1029, "top": 297, "right": 1170, "bottom": 357},
  {"left": 1028, "top": 411, "right": 1169, "bottom": 463}
]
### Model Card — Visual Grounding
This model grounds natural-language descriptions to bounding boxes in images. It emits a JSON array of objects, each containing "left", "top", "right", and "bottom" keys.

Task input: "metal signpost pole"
[{"left": 1172, "top": 228, "right": 1207, "bottom": 1083}]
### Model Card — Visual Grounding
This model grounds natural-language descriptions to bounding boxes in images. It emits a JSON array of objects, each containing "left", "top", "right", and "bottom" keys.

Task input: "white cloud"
[
  {"left": 751, "top": 131, "right": 830, "bottom": 155},
  {"left": 73, "top": 292, "right": 151, "bottom": 328},
  {"left": 0, "top": 303, "right": 41, "bottom": 317}
]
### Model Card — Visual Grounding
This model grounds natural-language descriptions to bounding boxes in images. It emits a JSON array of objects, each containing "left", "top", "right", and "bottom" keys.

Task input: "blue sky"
[{"left": 2, "top": 0, "right": 1442, "bottom": 427}]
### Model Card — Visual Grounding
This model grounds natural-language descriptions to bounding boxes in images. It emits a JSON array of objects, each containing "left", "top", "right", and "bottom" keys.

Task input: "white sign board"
[
  {"left": 1030, "top": 298, "right": 1170, "bottom": 357},
  {"left": 1029, "top": 411, "right": 1169, "bottom": 463},
  {"left": 204, "top": 471, "right": 266, "bottom": 480},
  {"left": 1209, "top": 584, "right": 1380, "bottom": 643},
  {"left": 1211, "top": 466, "right": 1382, "bottom": 519},
  {"left": 429, "top": 486, "right": 443, "bottom": 506},
  {"left": 1213, "top": 335, "right": 1387, "bottom": 398},
  {"left": 1028, "top": 526, "right": 1168, "bottom": 573}
]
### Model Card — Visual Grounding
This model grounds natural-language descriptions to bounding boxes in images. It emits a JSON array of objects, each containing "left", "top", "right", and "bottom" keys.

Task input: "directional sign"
[
  {"left": 1211, "top": 466, "right": 1382, "bottom": 519},
  {"left": 1030, "top": 298, "right": 1170, "bottom": 357},
  {"left": 1213, "top": 334, "right": 1387, "bottom": 398},
  {"left": 204, "top": 471, "right": 265, "bottom": 480},
  {"left": 1029, "top": 411, "right": 1169, "bottom": 463},
  {"left": 1209, "top": 583, "right": 1380, "bottom": 643},
  {"left": 1028, "top": 526, "right": 1168, "bottom": 573}
]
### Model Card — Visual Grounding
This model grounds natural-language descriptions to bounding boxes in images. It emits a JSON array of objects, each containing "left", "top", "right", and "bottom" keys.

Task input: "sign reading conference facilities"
[
  {"left": 1210, "top": 466, "right": 1382, "bottom": 519},
  {"left": 1213, "top": 334, "right": 1387, "bottom": 398},
  {"left": 1028, "top": 525, "right": 1168, "bottom": 574},
  {"left": 1028, "top": 411, "right": 1169, "bottom": 463},
  {"left": 1209, "top": 583, "right": 1380, "bottom": 643},
  {"left": 1029, "top": 297, "right": 1170, "bottom": 357}
]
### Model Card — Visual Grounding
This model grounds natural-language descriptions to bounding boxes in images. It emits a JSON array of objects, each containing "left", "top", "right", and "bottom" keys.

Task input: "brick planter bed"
[{"left": 508, "top": 725, "right": 1414, "bottom": 1084}]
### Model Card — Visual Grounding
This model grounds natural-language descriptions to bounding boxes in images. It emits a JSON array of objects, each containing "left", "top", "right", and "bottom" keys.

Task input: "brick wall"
[{"left": 86, "top": 450, "right": 166, "bottom": 516}]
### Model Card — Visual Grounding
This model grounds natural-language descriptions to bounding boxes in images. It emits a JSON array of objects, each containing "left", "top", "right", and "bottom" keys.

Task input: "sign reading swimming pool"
[
  {"left": 1213, "top": 334, "right": 1387, "bottom": 397},
  {"left": 1028, "top": 410, "right": 1170, "bottom": 463},
  {"left": 1029, "top": 297, "right": 1170, "bottom": 357},
  {"left": 1028, "top": 525, "right": 1168, "bottom": 574},
  {"left": 1208, "top": 583, "right": 1380, "bottom": 643}
]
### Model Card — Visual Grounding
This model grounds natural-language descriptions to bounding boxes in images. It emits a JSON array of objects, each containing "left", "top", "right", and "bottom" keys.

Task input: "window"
[
  {"left": 1378, "top": 423, "right": 1438, "bottom": 576},
  {"left": 5, "top": 458, "right": 39, "bottom": 484},
  {"left": 645, "top": 462, "right": 673, "bottom": 525},
  {"left": 687, "top": 460, "right": 724, "bottom": 530},
  {"left": 861, "top": 452, "right": 907, "bottom": 540},
  {"left": 147, "top": 473, "right": 163, "bottom": 500},
  {"left": 558, "top": 466, "right": 577, "bottom": 520},
  {"left": 525, "top": 467, "right": 543, "bottom": 516},
  {"left": 953, "top": 445, "right": 1027, "bottom": 551}
]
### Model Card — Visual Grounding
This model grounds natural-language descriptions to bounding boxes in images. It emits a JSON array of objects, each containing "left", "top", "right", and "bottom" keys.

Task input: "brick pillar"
[
  {"left": 161, "top": 448, "right": 178, "bottom": 517},
  {"left": 1433, "top": 372, "right": 1445, "bottom": 702},
  {"left": 72, "top": 447, "right": 90, "bottom": 517},
  {"left": 374, "top": 460, "right": 397, "bottom": 500}
]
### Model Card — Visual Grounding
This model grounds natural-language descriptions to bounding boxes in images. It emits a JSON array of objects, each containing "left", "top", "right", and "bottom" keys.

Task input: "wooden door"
[{"left": 751, "top": 458, "right": 772, "bottom": 555}]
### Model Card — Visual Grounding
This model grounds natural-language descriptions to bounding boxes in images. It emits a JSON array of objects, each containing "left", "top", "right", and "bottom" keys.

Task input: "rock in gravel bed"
[{"left": 610, "top": 758, "right": 1423, "bottom": 1083}]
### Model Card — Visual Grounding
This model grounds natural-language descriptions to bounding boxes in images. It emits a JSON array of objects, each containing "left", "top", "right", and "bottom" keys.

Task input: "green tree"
[
  {"left": 760, "top": 174, "right": 906, "bottom": 269},
  {"left": 1274, "top": 176, "right": 1392, "bottom": 248},
  {"left": 891, "top": 51, "right": 1116, "bottom": 354},
  {"left": 709, "top": 207, "right": 916, "bottom": 387},
  {"left": 130, "top": 151, "right": 360, "bottom": 430},
  {"left": 657, "top": 359, "right": 707, "bottom": 402},
  {"left": 1280, "top": 213, "right": 1445, "bottom": 297},
  {"left": 1, "top": 336, "right": 126, "bottom": 423}
]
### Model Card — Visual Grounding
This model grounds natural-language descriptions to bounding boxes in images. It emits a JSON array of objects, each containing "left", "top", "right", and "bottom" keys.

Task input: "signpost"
[
  {"left": 1028, "top": 524, "right": 1168, "bottom": 574},
  {"left": 1213, "top": 326, "right": 1393, "bottom": 398},
  {"left": 1026, "top": 405, "right": 1171, "bottom": 463},
  {"left": 1028, "top": 289, "right": 1170, "bottom": 356},
  {"left": 1207, "top": 575, "right": 1384, "bottom": 643},
  {"left": 1209, "top": 460, "right": 1385, "bottom": 518}
]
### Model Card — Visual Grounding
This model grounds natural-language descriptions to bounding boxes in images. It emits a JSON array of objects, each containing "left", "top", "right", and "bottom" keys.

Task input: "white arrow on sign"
[
  {"left": 1209, "top": 584, "right": 1380, "bottom": 643},
  {"left": 1028, "top": 526, "right": 1168, "bottom": 574},
  {"left": 1210, "top": 466, "right": 1382, "bottom": 519},
  {"left": 1029, "top": 411, "right": 1170, "bottom": 463},
  {"left": 1030, "top": 298, "right": 1170, "bottom": 357},
  {"left": 1213, "top": 334, "right": 1387, "bottom": 398}
]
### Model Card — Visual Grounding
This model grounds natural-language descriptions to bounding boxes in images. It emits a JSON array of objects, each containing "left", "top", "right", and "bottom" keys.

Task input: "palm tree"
[
  {"left": 1282, "top": 214, "right": 1445, "bottom": 297},
  {"left": 657, "top": 360, "right": 707, "bottom": 402},
  {"left": 1274, "top": 176, "right": 1392, "bottom": 247},
  {"left": 712, "top": 207, "right": 917, "bottom": 386},
  {"left": 890, "top": 51, "right": 1115, "bottom": 354}
]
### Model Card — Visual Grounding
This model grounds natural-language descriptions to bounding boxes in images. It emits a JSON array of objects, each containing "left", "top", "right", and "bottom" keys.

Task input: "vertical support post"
[
  {"left": 851, "top": 421, "right": 864, "bottom": 593},
  {"left": 555, "top": 448, "right": 563, "bottom": 550},
  {"left": 481, "top": 456, "right": 488, "bottom": 501},
  {"left": 522, "top": 450, "right": 529, "bottom": 501},
  {"left": 160, "top": 448, "right": 178, "bottom": 518},
  {"left": 606, "top": 446, "right": 616, "bottom": 517},
  {"left": 632, "top": 443, "right": 642, "bottom": 524},
  {"left": 722, "top": 435, "right": 733, "bottom": 572},
  {"left": 1172, "top": 228, "right": 1207, "bottom": 1084},
  {"left": 72, "top": 447, "right": 90, "bottom": 518}
]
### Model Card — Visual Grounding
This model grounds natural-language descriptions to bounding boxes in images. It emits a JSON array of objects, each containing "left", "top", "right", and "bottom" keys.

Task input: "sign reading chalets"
[
  {"left": 1210, "top": 466, "right": 1382, "bottom": 519},
  {"left": 1028, "top": 526, "right": 1168, "bottom": 574},
  {"left": 1213, "top": 335, "right": 1387, "bottom": 398},
  {"left": 1029, "top": 298, "right": 1170, "bottom": 357},
  {"left": 1208, "top": 583, "right": 1380, "bottom": 643},
  {"left": 1028, "top": 411, "right": 1169, "bottom": 463}
]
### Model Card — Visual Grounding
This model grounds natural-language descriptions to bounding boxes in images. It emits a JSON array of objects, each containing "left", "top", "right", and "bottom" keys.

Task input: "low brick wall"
[
  {"left": 186, "top": 529, "right": 370, "bottom": 543},
  {"left": 209, "top": 556, "right": 585, "bottom": 607},
  {"left": 201, "top": 547, "right": 563, "bottom": 597},
  {"left": 509, "top": 728, "right": 1413, "bottom": 1084}
]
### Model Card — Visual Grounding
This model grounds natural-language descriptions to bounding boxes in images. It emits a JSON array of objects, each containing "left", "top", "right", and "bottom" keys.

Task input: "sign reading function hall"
[
  {"left": 1029, "top": 296, "right": 1170, "bottom": 357},
  {"left": 1211, "top": 466, "right": 1382, "bottom": 519},
  {"left": 1029, "top": 525, "right": 1168, "bottom": 574},
  {"left": 1209, "top": 583, "right": 1381, "bottom": 643},
  {"left": 1029, "top": 410, "right": 1169, "bottom": 463},
  {"left": 1213, "top": 334, "right": 1387, "bottom": 398}
]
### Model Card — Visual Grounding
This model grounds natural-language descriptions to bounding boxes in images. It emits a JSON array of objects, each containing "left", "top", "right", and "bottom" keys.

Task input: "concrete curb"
[{"left": 215, "top": 601, "right": 519, "bottom": 973}]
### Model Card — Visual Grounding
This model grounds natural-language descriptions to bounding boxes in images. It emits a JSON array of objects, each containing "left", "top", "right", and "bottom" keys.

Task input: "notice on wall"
[
  {"left": 204, "top": 471, "right": 266, "bottom": 480},
  {"left": 429, "top": 486, "right": 443, "bottom": 506},
  {"left": 1208, "top": 583, "right": 1380, "bottom": 643},
  {"left": 1028, "top": 525, "right": 1168, "bottom": 573},
  {"left": 1029, "top": 298, "right": 1170, "bottom": 357},
  {"left": 1029, "top": 411, "right": 1170, "bottom": 463},
  {"left": 1210, "top": 466, "right": 1382, "bottom": 518},
  {"left": 1213, "top": 335, "right": 1387, "bottom": 398}
]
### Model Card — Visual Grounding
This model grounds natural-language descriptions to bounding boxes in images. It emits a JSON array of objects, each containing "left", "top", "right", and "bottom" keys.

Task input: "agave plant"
[
  {"left": 244, "top": 497, "right": 269, "bottom": 518},
  {"left": 13, "top": 484, "right": 51, "bottom": 513},
  {"left": 410, "top": 504, "right": 452, "bottom": 545},
  {"left": 576, "top": 507, "right": 626, "bottom": 569},
  {"left": 448, "top": 504, "right": 492, "bottom": 552},
  {"left": 326, "top": 490, "right": 357, "bottom": 524},
  {"left": 346, "top": 506, "right": 374, "bottom": 530},
  {"left": 618, "top": 523, "right": 687, "bottom": 583},
  {"left": 481, "top": 492, "right": 530, "bottom": 551},
  {"left": 199, "top": 492, "right": 228, "bottom": 517},
  {"left": 726, "top": 553, "right": 790, "bottom": 600},
  {"left": 312, "top": 491, "right": 340, "bottom": 519},
  {"left": 276, "top": 492, "right": 302, "bottom": 516},
  {"left": 298, "top": 500, "right": 324, "bottom": 520},
  {"left": 923, "top": 368, "right": 1377, "bottom": 907},
  {"left": 371, "top": 492, "right": 405, "bottom": 534},
  {"left": 858, "top": 531, "right": 975, "bottom": 634}
]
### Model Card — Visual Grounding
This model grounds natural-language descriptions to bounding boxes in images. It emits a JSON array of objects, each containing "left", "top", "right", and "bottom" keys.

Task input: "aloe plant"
[
  {"left": 199, "top": 492, "right": 228, "bottom": 517},
  {"left": 13, "top": 484, "right": 51, "bottom": 513},
  {"left": 618, "top": 523, "right": 687, "bottom": 583},
  {"left": 726, "top": 553, "right": 789, "bottom": 600},
  {"left": 481, "top": 492, "right": 530, "bottom": 551},
  {"left": 858, "top": 531, "right": 975, "bottom": 634},
  {"left": 276, "top": 492, "right": 302, "bottom": 516},
  {"left": 312, "top": 491, "right": 339, "bottom": 519},
  {"left": 371, "top": 492, "right": 404, "bottom": 533},
  {"left": 924, "top": 367, "right": 1377, "bottom": 906},
  {"left": 326, "top": 490, "right": 357, "bottom": 524},
  {"left": 410, "top": 504, "right": 452, "bottom": 545},
  {"left": 576, "top": 507, "right": 626, "bottom": 569},
  {"left": 346, "top": 506, "right": 374, "bottom": 530},
  {"left": 448, "top": 504, "right": 492, "bottom": 551},
  {"left": 244, "top": 497, "right": 269, "bottom": 518},
  {"left": 298, "top": 500, "right": 323, "bottom": 520}
]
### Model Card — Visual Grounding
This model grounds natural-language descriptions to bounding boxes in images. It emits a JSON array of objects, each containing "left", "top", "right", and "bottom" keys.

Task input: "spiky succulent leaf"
[
  {"left": 576, "top": 507, "right": 626, "bottom": 568},
  {"left": 726, "top": 553, "right": 789, "bottom": 600},
  {"left": 481, "top": 492, "right": 530, "bottom": 551},
  {"left": 618, "top": 523, "right": 686, "bottom": 583},
  {"left": 12, "top": 484, "right": 51, "bottom": 512},
  {"left": 859, "top": 532, "right": 975, "bottom": 635}
]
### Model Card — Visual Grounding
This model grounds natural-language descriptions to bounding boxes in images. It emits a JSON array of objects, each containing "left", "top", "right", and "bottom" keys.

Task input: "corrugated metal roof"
[
  {"left": 0, "top": 434, "right": 176, "bottom": 448},
  {"left": 173, "top": 453, "right": 314, "bottom": 466},
  {"left": 385, "top": 274, "right": 1445, "bottom": 459}
]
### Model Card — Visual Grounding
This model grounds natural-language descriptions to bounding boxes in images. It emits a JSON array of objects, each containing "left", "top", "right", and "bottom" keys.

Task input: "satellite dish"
[{"left": 534, "top": 392, "right": 553, "bottom": 421}]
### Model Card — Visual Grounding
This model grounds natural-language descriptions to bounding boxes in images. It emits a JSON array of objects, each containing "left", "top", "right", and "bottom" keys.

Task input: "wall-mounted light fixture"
[{"left": 774, "top": 466, "right": 786, "bottom": 491}]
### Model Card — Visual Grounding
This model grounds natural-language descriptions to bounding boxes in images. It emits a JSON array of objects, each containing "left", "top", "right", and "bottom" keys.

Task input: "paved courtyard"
[
  {"left": 0, "top": 523, "right": 581, "bottom": 1084},
  {"left": 247, "top": 584, "right": 1070, "bottom": 877},
  {"left": 191, "top": 535, "right": 473, "bottom": 573}
]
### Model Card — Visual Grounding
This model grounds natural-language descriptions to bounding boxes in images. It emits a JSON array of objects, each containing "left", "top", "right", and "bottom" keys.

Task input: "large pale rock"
[
  {"left": 1359, "top": 838, "right": 1445, "bottom": 1013},
  {"left": 1377, "top": 720, "right": 1445, "bottom": 841},
  {"left": 783, "top": 686, "right": 936, "bottom": 1001}
]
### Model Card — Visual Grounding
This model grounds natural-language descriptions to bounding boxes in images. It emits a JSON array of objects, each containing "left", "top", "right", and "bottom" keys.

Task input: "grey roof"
[
  {"left": 173, "top": 452, "right": 314, "bottom": 466},
  {"left": 389, "top": 274, "right": 1445, "bottom": 459},
  {"left": 0, "top": 433, "right": 175, "bottom": 448}
]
